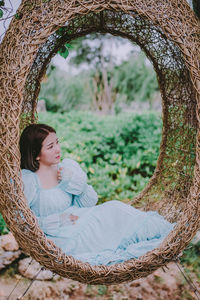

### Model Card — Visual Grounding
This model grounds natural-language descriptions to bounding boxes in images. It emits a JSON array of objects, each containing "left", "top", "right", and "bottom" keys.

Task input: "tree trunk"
[{"left": 91, "top": 38, "right": 116, "bottom": 115}]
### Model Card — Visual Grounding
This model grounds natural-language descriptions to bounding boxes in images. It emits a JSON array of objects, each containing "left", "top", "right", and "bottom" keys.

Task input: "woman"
[{"left": 20, "top": 123, "right": 175, "bottom": 265}]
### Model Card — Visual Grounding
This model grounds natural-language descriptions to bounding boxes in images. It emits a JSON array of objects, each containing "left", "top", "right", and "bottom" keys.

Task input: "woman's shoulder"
[
  {"left": 21, "top": 169, "right": 39, "bottom": 204},
  {"left": 60, "top": 158, "right": 80, "bottom": 169},
  {"left": 21, "top": 168, "right": 35, "bottom": 176},
  {"left": 61, "top": 158, "right": 78, "bottom": 164},
  {"left": 21, "top": 169, "right": 37, "bottom": 185}
]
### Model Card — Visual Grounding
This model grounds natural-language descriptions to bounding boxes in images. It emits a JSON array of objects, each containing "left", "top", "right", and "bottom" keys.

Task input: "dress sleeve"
[
  {"left": 59, "top": 158, "right": 87, "bottom": 195},
  {"left": 21, "top": 169, "right": 38, "bottom": 208},
  {"left": 73, "top": 184, "right": 98, "bottom": 207}
]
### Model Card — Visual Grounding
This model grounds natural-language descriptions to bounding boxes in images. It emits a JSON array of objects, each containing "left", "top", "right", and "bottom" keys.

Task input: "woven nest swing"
[{"left": 0, "top": 0, "right": 200, "bottom": 285}]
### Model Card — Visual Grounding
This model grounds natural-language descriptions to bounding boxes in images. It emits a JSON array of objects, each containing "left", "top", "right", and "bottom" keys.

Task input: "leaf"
[
  {"left": 15, "top": 13, "right": 23, "bottom": 20},
  {"left": 136, "top": 161, "right": 140, "bottom": 168},
  {"left": 0, "top": 9, "right": 3, "bottom": 18},
  {"left": 89, "top": 167, "right": 95, "bottom": 174},
  {"left": 56, "top": 27, "right": 65, "bottom": 36},
  {"left": 65, "top": 43, "right": 72, "bottom": 49},
  {"left": 0, "top": 1, "right": 5, "bottom": 6},
  {"left": 58, "top": 46, "right": 69, "bottom": 59}
]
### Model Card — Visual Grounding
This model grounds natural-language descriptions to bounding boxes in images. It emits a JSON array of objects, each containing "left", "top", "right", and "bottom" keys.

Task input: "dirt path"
[{"left": 0, "top": 262, "right": 199, "bottom": 300}]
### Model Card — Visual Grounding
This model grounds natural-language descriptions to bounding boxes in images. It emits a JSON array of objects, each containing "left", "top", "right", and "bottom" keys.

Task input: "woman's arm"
[
  {"left": 73, "top": 184, "right": 98, "bottom": 208},
  {"left": 59, "top": 159, "right": 87, "bottom": 195},
  {"left": 37, "top": 210, "right": 78, "bottom": 236},
  {"left": 59, "top": 159, "right": 98, "bottom": 207}
]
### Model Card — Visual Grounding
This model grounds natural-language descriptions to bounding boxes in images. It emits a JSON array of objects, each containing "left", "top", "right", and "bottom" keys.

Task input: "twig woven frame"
[{"left": 0, "top": 0, "right": 200, "bottom": 285}]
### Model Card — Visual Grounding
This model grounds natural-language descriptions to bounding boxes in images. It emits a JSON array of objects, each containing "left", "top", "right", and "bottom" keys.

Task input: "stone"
[
  {"left": 0, "top": 250, "right": 21, "bottom": 270},
  {"left": 18, "top": 257, "right": 60, "bottom": 281},
  {"left": 0, "top": 232, "right": 19, "bottom": 251},
  {"left": 0, "top": 233, "right": 21, "bottom": 270}
]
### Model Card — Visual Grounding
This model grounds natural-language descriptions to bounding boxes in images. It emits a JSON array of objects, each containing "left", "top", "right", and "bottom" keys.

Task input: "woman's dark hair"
[{"left": 20, "top": 123, "right": 56, "bottom": 172}]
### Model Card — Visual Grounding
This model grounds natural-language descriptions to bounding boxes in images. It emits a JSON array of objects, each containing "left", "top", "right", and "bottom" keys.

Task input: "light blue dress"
[{"left": 21, "top": 159, "right": 175, "bottom": 266}]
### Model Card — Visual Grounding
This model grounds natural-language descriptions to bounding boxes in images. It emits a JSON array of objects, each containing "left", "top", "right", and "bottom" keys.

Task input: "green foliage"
[
  {"left": 39, "top": 110, "right": 162, "bottom": 203},
  {"left": 39, "top": 67, "right": 92, "bottom": 112},
  {"left": 40, "top": 51, "right": 158, "bottom": 113},
  {"left": 0, "top": 0, "right": 4, "bottom": 18},
  {"left": 113, "top": 53, "right": 159, "bottom": 103},
  {"left": 58, "top": 43, "right": 72, "bottom": 59},
  {"left": 66, "top": 33, "right": 122, "bottom": 70},
  {"left": 14, "top": 13, "right": 23, "bottom": 20},
  {"left": 97, "top": 285, "right": 108, "bottom": 295},
  {"left": 180, "top": 242, "right": 200, "bottom": 279},
  {"left": 0, "top": 213, "right": 8, "bottom": 235}
]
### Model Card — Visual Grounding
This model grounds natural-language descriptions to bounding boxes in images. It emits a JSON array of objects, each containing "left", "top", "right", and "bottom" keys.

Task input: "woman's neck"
[
  {"left": 36, "top": 163, "right": 58, "bottom": 174},
  {"left": 36, "top": 164, "right": 59, "bottom": 189}
]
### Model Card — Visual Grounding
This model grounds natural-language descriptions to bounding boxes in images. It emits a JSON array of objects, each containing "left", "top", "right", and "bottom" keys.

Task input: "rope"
[
  {"left": 5, "top": 258, "right": 57, "bottom": 300},
  {"left": 16, "top": 267, "right": 45, "bottom": 300},
  {"left": 2, "top": 256, "right": 200, "bottom": 299},
  {"left": 174, "top": 259, "right": 200, "bottom": 300},
  {"left": 6, "top": 258, "right": 34, "bottom": 300}
]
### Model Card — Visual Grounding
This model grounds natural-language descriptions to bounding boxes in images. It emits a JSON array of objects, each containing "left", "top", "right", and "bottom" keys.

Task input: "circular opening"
[{"left": 38, "top": 33, "right": 162, "bottom": 207}]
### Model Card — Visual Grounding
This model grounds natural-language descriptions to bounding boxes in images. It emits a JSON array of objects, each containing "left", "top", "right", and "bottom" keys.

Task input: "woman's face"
[{"left": 37, "top": 132, "right": 61, "bottom": 167}]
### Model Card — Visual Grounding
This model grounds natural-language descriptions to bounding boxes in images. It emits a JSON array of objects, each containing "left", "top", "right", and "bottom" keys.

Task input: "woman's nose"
[{"left": 55, "top": 144, "right": 60, "bottom": 153}]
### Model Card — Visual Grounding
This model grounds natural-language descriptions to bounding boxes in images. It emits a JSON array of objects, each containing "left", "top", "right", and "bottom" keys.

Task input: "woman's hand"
[
  {"left": 60, "top": 211, "right": 79, "bottom": 226},
  {"left": 69, "top": 214, "right": 79, "bottom": 224},
  {"left": 58, "top": 166, "right": 73, "bottom": 182}
]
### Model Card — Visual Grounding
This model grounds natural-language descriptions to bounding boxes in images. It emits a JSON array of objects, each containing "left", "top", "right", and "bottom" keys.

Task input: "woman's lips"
[{"left": 56, "top": 155, "right": 60, "bottom": 159}]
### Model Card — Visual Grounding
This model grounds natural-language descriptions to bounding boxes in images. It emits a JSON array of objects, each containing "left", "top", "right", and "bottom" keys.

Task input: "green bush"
[
  {"left": 113, "top": 53, "right": 159, "bottom": 104},
  {"left": 39, "top": 110, "right": 162, "bottom": 203},
  {"left": 39, "top": 52, "right": 158, "bottom": 113}
]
